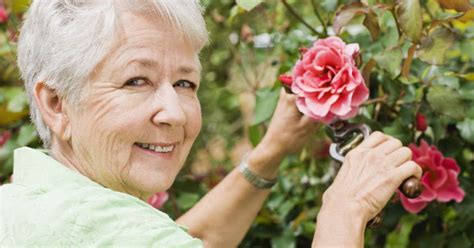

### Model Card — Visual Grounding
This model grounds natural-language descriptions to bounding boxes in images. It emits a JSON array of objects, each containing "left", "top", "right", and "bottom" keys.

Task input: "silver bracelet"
[{"left": 238, "top": 153, "right": 278, "bottom": 189}]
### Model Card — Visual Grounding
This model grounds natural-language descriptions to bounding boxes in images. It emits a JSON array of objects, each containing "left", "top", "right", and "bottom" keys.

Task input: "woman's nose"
[{"left": 151, "top": 85, "right": 187, "bottom": 127}]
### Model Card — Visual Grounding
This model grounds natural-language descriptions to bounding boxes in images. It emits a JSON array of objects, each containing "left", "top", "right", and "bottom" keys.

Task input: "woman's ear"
[{"left": 33, "top": 82, "right": 72, "bottom": 141}]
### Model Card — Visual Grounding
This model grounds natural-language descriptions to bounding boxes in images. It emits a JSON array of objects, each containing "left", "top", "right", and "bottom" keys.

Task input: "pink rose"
[
  {"left": 399, "top": 140, "right": 465, "bottom": 214},
  {"left": 290, "top": 36, "right": 369, "bottom": 124},
  {"left": 0, "top": 7, "right": 8, "bottom": 23},
  {"left": 147, "top": 191, "right": 169, "bottom": 209}
]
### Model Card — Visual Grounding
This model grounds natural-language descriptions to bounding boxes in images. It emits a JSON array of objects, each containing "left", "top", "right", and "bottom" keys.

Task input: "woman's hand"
[
  {"left": 246, "top": 88, "right": 320, "bottom": 178},
  {"left": 259, "top": 88, "right": 320, "bottom": 156},
  {"left": 322, "top": 132, "right": 423, "bottom": 222},
  {"left": 313, "top": 132, "right": 422, "bottom": 247}
]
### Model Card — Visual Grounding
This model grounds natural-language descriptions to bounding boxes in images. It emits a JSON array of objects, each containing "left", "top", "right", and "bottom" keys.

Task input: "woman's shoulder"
[{"left": 0, "top": 183, "right": 202, "bottom": 247}]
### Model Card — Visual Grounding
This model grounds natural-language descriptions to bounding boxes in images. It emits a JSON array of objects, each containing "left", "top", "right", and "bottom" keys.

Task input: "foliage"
[{"left": 1, "top": 0, "right": 473, "bottom": 247}]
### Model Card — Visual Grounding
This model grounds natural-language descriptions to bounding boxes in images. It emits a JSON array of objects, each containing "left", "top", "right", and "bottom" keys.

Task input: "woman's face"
[{"left": 66, "top": 13, "right": 202, "bottom": 199}]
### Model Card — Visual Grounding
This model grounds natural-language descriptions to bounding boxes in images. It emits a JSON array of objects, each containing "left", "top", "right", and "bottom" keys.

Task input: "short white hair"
[{"left": 17, "top": 0, "right": 208, "bottom": 148}]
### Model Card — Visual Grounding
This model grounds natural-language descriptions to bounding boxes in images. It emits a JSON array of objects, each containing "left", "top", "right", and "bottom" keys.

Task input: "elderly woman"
[{"left": 0, "top": 0, "right": 422, "bottom": 247}]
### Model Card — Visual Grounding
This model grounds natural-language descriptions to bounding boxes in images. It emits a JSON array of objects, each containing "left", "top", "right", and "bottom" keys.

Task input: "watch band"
[{"left": 238, "top": 154, "right": 278, "bottom": 189}]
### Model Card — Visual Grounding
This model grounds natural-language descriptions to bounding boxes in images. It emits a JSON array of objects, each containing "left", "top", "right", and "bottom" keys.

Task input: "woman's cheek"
[{"left": 186, "top": 98, "right": 202, "bottom": 139}]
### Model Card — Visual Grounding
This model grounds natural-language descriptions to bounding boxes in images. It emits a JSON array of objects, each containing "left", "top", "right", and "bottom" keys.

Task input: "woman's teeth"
[{"left": 137, "top": 143, "right": 174, "bottom": 153}]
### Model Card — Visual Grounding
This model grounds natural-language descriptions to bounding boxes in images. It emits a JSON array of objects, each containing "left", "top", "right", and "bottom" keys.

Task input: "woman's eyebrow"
[{"left": 125, "top": 58, "right": 198, "bottom": 75}]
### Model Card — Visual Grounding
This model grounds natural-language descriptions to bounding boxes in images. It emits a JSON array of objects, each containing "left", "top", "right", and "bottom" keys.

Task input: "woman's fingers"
[
  {"left": 373, "top": 138, "right": 403, "bottom": 155},
  {"left": 385, "top": 147, "right": 413, "bottom": 167},
  {"left": 358, "top": 131, "right": 389, "bottom": 149},
  {"left": 396, "top": 161, "right": 423, "bottom": 182}
]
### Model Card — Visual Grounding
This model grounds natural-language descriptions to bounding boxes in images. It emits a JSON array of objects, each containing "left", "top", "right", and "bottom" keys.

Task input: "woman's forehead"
[{"left": 94, "top": 12, "right": 200, "bottom": 77}]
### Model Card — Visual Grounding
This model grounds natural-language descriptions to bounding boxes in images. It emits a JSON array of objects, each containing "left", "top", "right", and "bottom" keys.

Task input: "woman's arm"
[
  {"left": 176, "top": 146, "right": 282, "bottom": 247},
  {"left": 176, "top": 89, "right": 319, "bottom": 247}
]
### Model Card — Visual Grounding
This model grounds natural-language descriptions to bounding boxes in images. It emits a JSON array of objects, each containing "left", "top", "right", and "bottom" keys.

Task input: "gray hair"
[{"left": 17, "top": 0, "right": 209, "bottom": 148}]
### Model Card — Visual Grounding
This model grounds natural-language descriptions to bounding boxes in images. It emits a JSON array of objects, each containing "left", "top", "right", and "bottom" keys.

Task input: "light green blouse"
[{"left": 0, "top": 147, "right": 203, "bottom": 247}]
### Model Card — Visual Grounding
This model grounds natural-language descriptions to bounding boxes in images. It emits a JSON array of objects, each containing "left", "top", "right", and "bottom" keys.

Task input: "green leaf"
[
  {"left": 433, "top": 74, "right": 460, "bottom": 89},
  {"left": 227, "top": 5, "right": 243, "bottom": 24},
  {"left": 236, "top": 0, "right": 263, "bottom": 11},
  {"left": 321, "top": 0, "right": 338, "bottom": 12},
  {"left": 176, "top": 193, "right": 200, "bottom": 210},
  {"left": 382, "top": 119, "right": 411, "bottom": 144},
  {"left": 277, "top": 199, "right": 297, "bottom": 219},
  {"left": 378, "top": 9, "right": 400, "bottom": 49},
  {"left": 252, "top": 87, "right": 279, "bottom": 125},
  {"left": 9, "top": 0, "right": 31, "bottom": 14},
  {"left": 16, "top": 124, "right": 37, "bottom": 147},
  {"left": 417, "top": 26, "right": 456, "bottom": 65},
  {"left": 457, "top": 119, "right": 474, "bottom": 143},
  {"left": 385, "top": 214, "right": 427, "bottom": 248},
  {"left": 6, "top": 90, "right": 28, "bottom": 113},
  {"left": 374, "top": 48, "right": 403, "bottom": 78},
  {"left": 248, "top": 124, "right": 262, "bottom": 147},
  {"left": 271, "top": 228, "right": 296, "bottom": 248},
  {"left": 427, "top": 85, "right": 466, "bottom": 120},
  {"left": 395, "top": 0, "right": 423, "bottom": 42},
  {"left": 0, "top": 87, "right": 28, "bottom": 113}
]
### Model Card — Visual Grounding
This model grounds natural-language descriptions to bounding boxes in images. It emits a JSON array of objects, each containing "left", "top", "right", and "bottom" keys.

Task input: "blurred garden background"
[{"left": 1, "top": 0, "right": 473, "bottom": 247}]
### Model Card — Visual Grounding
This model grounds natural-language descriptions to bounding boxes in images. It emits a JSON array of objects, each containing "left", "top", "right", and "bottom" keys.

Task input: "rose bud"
[{"left": 415, "top": 113, "right": 428, "bottom": 132}]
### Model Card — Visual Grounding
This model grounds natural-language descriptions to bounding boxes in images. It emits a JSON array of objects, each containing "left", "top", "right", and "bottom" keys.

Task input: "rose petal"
[
  {"left": 399, "top": 193, "right": 429, "bottom": 214},
  {"left": 436, "top": 170, "right": 465, "bottom": 203},
  {"left": 415, "top": 156, "right": 432, "bottom": 171},
  {"left": 345, "top": 43, "right": 360, "bottom": 59},
  {"left": 420, "top": 173, "right": 438, "bottom": 201},
  {"left": 305, "top": 94, "right": 339, "bottom": 117},
  {"left": 331, "top": 92, "right": 353, "bottom": 116},
  {"left": 296, "top": 97, "right": 335, "bottom": 124},
  {"left": 429, "top": 167, "right": 448, "bottom": 189},
  {"left": 431, "top": 151, "right": 443, "bottom": 168},
  {"left": 339, "top": 106, "right": 359, "bottom": 120},
  {"left": 350, "top": 82, "right": 369, "bottom": 106},
  {"left": 442, "top": 158, "right": 460, "bottom": 173}
]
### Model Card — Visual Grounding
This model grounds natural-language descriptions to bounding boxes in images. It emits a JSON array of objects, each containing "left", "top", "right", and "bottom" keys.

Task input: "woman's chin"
[{"left": 130, "top": 172, "right": 176, "bottom": 197}]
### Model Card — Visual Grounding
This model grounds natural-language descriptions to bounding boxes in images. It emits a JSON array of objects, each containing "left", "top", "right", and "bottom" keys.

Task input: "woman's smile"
[{"left": 134, "top": 142, "right": 179, "bottom": 160}]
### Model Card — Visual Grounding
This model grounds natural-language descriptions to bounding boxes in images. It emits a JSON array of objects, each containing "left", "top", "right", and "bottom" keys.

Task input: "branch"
[
  {"left": 281, "top": 0, "right": 323, "bottom": 36},
  {"left": 311, "top": 0, "right": 328, "bottom": 37},
  {"left": 401, "top": 43, "right": 417, "bottom": 78},
  {"left": 363, "top": 95, "right": 388, "bottom": 105}
]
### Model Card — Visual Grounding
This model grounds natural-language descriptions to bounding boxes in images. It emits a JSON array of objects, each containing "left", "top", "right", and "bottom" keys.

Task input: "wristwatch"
[{"left": 238, "top": 153, "right": 278, "bottom": 189}]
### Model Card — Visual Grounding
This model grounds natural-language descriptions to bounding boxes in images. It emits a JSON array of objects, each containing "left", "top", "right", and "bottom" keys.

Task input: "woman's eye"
[
  {"left": 174, "top": 80, "right": 196, "bottom": 90},
  {"left": 124, "top": 77, "right": 148, "bottom": 87}
]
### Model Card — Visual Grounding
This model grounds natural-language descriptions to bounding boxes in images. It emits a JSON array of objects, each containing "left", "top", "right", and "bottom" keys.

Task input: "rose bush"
[
  {"left": 1, "top": 0, "right": 473, "bottom": 247},
  {"left": 399, "top": 140, "right": 465, "bottom": 214}
]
